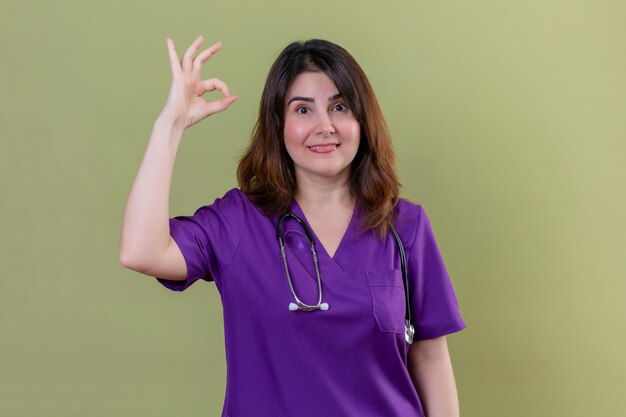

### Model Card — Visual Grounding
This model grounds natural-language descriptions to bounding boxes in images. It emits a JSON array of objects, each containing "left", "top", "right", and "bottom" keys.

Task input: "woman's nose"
[{"left": 315, "top": 113, "right": 336, "bottom": 136}]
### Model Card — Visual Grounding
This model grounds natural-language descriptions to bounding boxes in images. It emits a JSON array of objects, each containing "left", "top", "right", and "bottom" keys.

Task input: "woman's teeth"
[{"left": 308, "top": 144, "right": 338, "bottom": 151}]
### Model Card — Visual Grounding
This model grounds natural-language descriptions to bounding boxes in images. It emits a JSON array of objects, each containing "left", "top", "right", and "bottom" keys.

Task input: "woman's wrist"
[{"left": 154, "top": 113, "right": 187, "bottom": 139}]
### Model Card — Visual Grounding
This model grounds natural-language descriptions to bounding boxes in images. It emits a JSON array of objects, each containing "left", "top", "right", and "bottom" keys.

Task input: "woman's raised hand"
[{"left": 159, "top": 35, "right": 238, "bottom": 129}]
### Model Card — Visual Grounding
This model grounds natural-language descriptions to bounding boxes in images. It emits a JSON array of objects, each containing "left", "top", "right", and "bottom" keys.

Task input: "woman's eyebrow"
[
  {"left": 287, "top": 96, "right": 313, "bottom": 105},
  {"left": 287, "top": 93, "right": 343, "bottom": 106}
]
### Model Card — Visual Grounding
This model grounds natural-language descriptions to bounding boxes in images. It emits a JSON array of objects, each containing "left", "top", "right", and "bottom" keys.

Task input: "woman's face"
[{"left": 283, "top": 71, "right": 360, "bottom": 184}]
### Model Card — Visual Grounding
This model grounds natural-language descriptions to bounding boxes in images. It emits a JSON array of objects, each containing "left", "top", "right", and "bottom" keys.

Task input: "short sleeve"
[
  {"left": 406, "top": 205, "right": 467, "bottom": 340},
  {"left": 155, "top": 188, "right": 246, "bottom": 292}
]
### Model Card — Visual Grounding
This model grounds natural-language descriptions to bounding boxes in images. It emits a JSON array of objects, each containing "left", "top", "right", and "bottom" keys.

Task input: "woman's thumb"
[{"left": 208, "top": 94, "right": 238, "bottom": 115}]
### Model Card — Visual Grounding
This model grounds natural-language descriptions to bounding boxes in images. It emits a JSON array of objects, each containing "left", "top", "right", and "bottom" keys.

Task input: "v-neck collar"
[{"left": 288, "top": 197, "right": 361, "bottom": 272}]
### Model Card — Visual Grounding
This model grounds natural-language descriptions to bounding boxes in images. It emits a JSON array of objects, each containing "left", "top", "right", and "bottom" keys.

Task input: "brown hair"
[{"left": 237, "top": 39, "right": 400, "bottom": 238}]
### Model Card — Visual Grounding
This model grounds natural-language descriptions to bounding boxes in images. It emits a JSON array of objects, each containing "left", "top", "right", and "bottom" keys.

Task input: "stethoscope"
[{"left": 277, "top": 212, "right": 415, "bottom": 344}]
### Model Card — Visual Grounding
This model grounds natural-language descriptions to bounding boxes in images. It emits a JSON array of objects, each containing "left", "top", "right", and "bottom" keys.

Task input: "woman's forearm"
[
  {"left": 118, "top": 117, "right": 185, "bottom": 267},
  {"left": 408, "top": 337, "right": 460, "bottom": 417}
]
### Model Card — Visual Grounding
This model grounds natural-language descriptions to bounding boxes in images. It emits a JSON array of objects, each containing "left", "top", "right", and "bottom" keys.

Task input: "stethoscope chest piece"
[{"left": 289, "top": 302, "right": 329, "bottom": 311}]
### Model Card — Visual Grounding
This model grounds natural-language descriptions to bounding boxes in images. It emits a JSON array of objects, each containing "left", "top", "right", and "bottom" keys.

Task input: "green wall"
[{"left": 1, "top": 1, "right": 624, "bottom": 416}]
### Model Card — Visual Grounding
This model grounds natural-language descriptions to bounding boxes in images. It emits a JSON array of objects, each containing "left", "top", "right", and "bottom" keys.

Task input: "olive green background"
[{"left": 1, "top": 0, "right": 624, "bottom": 416}]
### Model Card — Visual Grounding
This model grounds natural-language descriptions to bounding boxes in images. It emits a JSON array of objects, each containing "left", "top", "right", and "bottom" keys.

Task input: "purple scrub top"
[{"left": 155, "top": 188, "right": 466, "bottom": 416}]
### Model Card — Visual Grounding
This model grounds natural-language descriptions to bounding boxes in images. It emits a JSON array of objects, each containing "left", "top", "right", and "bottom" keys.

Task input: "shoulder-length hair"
[{"left": 237, "top": 39, "right": 400, "bottom": 238}]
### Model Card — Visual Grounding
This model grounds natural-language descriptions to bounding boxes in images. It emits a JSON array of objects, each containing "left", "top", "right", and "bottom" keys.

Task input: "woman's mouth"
[{"left": 307, "top": 144, "right": 339, "bottom": 153}]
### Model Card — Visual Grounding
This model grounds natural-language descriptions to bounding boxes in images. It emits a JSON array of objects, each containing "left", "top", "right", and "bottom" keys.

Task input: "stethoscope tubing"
[
  {"left": 278, "top": 213, "right": 325, "bottom": 311},
  {"left": 277, "top": 211, "right": 415, "bottom": 344}
]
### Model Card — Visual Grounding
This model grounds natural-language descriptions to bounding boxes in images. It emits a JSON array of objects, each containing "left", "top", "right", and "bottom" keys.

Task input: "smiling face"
[{"left": 283, "top": 71, "right": 361, "bottom": 184}]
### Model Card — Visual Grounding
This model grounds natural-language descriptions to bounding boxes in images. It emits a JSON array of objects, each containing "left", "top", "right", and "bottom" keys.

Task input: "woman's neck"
[{"left": 294, "top": 172, "right": 354, "bottom": 212}]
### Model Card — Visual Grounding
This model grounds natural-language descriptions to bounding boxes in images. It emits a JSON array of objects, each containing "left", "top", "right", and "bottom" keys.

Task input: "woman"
[{"left": 119, "top": 35, "right": 466, "bottom": 417}]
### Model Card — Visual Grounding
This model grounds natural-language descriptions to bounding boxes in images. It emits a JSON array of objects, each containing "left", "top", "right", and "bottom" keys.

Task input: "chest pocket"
[{"left": 367, "top": 269, "right": 406, "bottom": 334}]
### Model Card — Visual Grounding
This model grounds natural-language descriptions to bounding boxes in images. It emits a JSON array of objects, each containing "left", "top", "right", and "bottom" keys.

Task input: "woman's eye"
[
  {"left": 333, "top": 103, "right": 348, "bottom": 112},
  {"left": 296, "top": 107, "right": 309, "bottom": 114}
]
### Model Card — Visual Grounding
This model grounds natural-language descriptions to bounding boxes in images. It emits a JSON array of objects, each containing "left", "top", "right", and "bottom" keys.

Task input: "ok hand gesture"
[{"left": 159, "top": 35, "right": 238, "bottom": 129}]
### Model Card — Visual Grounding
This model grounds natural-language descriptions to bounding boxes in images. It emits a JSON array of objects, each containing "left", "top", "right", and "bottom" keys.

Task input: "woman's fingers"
[
  {"left": 200, "top": 78, "right": 237, "bottom": 116},
  {"left": 181, "top": 35, "right": 204, "bottom": 72},
  {"left": 192, "top": 41, "right": 222, "bottom": 76},
  {"left": 165, "top": 38, "right": 182, "bottom": 75},
  {"left": 206, "top": 94, "right": 238, "bottom": 115},
  {"left": 161, "top": 37, "right": 237, "bottom": 126},
  {"left": 201, "top": 78, "right": 230, "bottom": 97},
  {"left": 166, "top": 36, "right": 221, "bottom": 77}
]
